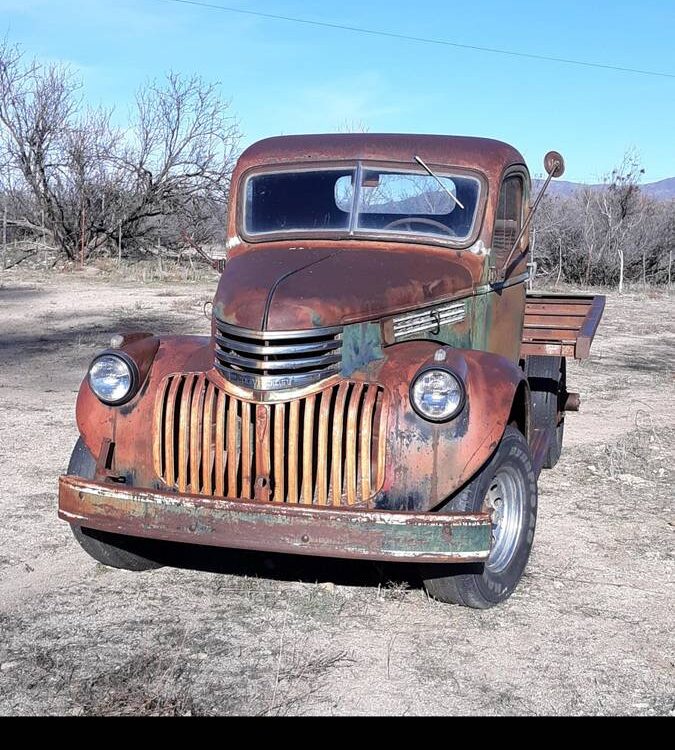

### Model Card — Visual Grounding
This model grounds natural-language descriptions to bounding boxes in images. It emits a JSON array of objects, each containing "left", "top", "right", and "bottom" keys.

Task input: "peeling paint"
[
  {"left": 59, "top": 475, "right": 492, "bottom": 563},
  {"left": 341, "top": 322, "right": 384, "bottom": 377}
]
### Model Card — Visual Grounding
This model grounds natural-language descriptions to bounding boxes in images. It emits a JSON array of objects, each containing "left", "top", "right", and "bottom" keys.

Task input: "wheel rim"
[{"left": 484, "top": 465, "right": 525, "bottom": 574}]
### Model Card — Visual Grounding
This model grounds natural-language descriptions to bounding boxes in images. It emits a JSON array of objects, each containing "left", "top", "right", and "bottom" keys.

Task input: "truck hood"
[{"left": 213, "top": 246, "right": 475, "bottom": 331}]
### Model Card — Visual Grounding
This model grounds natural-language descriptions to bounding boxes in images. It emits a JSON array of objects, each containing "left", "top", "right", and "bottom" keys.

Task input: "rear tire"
[
  {"left": 422, "top": 427, "right": 537, "bottom": 608},
  {"left": 67, "top": 437, "right": 163, "bottom": 571},
  {"left": 525, "top": 355, "right": 566, "bottom": 469}
]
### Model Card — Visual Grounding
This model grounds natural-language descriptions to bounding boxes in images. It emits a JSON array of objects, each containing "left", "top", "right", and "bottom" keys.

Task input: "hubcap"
[{"left": 484, "top": 465, "right": 525, "bottom": 573}]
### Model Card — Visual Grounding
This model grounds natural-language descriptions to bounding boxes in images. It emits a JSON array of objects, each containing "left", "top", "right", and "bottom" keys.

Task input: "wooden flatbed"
[{"left": 521, "top": 293, "right": 606, "bottom": 360}]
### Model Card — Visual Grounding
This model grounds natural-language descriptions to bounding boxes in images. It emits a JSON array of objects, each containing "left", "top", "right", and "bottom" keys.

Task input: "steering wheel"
[{"left": 383, "top": 217, "right": 456, "bottom": 236}]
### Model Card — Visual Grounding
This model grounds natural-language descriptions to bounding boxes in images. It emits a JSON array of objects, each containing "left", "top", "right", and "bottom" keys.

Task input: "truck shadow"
[
  {"left": 156, "top": 541, "right": 423, "bottom": 591},
  {"left": 0, "top": 312, "right": 198, "bottom": 370},
  {"left": 0, "top": 284, "right": 45, "bottom": 301}
]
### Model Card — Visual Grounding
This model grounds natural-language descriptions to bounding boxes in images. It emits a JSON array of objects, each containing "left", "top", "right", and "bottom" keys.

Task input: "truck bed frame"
[{"left": 521, "top": 293, "right": 606, "bottom": 360}]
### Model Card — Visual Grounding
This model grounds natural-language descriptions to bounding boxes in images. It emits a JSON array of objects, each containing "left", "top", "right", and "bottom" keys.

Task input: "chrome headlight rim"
[
  {"left": 87, "top": 351, "right": 139, "bottom": 406},
  {"left": 410, "top": 365, "right": 466, "bottom": 423}
]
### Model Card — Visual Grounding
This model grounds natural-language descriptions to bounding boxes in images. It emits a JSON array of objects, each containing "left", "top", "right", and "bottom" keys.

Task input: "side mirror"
[
  {"left": 502, "top": 150, "right": 566, "bottom": 274},
  {"left": 544, "top": 151, "right": 565, "bottom": 178}
]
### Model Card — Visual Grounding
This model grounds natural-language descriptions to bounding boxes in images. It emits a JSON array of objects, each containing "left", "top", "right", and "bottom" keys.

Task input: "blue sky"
[{"left": 2, "top": 0, "right": 674, "bottom": 182}]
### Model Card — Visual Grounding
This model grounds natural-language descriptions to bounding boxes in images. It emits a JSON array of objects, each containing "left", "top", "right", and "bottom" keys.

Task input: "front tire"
[
  {"left": 423, "top": 427, "right": 537, "bottom": 608},
  {"left": 66, "top": 437, "right": 163, "bottom": 571}
]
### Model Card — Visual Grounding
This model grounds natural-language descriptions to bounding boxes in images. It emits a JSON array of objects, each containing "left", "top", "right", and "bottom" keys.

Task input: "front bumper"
[{"left": 58, "top": 476, "right": 492, "bottom": 564}]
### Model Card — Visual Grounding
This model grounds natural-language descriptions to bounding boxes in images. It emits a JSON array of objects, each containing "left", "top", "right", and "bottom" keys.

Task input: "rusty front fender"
[
  {"left": 374, "top": 341, "right": 528, "bottom": 512},
  {"left": 75, "top": 335, "right": 213, "bottom": 484}
]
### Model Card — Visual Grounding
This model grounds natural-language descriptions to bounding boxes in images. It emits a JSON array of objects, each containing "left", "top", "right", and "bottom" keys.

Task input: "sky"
[{"left": 1, "top": 0, "right": 674, "bottom": 183}]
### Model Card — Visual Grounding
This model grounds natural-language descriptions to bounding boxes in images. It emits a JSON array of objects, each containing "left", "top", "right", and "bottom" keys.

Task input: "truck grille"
[
  {"left": 154, "top": 373, "right": 388, "bottom": 507},
  {"left": 214, "top": 319, "right": 343, "bottom": 391}
]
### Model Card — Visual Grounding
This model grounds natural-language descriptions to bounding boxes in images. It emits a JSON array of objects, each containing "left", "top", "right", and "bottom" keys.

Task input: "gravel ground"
[{"left": 0, "top": 268, "right": 673, "bottom": 716}]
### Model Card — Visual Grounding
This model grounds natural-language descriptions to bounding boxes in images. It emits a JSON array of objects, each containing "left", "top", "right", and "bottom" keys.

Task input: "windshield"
[{"left": 243, "top": 164, "right": 481, "bottom": 243}]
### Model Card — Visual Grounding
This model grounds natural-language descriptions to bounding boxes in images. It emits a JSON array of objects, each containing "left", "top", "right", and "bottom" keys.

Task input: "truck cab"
[{"left": 59, "top": 134, "right": 604, "bottom": 608}]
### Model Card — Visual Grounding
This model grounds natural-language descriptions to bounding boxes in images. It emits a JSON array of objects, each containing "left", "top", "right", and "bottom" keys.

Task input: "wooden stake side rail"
[{"left": 521, "top": 293, "right": 605, "bottom": 360}]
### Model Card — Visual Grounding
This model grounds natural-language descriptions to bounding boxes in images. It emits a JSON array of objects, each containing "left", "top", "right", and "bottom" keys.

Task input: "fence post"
[
  {"left": 42, "top": 208, "right": 47, "bottom": 269},
  {"left": 2, "top": 206, "right": 6, "bottom": 271},
  {"left": 118, "top": 221, "right": 122, "bottom": 267},
  {"left": 80, "top": 201, "right": 86, "bottom": 269},
  {"left": 528, "top": 227, "right": 536, "bottom": 291}
]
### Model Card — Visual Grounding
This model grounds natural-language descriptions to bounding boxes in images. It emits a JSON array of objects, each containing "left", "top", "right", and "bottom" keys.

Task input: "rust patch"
[{"left": 59, "top": 475, "right": 492, "bottom": 564}]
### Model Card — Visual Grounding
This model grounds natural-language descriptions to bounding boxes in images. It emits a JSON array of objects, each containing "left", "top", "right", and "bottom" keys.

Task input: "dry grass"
[
  {"left": 260, "top": 645, "right": 355, "bottom": 716},
  {"left": 91, "top": 257, "right": 219, "bottom": 284},
  {"left": 1, "top": 275, "right": 674, "bottom": 716},
  {"left": 586, "top": 413, "right": 672, "bottom": 485},
  {"left": 70, "top": 653, "right": 200, "bottom": 717}
]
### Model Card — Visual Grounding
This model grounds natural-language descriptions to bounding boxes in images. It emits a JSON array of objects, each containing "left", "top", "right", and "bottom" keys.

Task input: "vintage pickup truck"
[{"left": 58, "top": 134, "right": 604, "bottom": 608}]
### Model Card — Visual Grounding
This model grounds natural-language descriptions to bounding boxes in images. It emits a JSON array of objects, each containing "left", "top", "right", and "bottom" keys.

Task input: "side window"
[{"left": 493, "top": 175, "right": 523, "bottom": 266}]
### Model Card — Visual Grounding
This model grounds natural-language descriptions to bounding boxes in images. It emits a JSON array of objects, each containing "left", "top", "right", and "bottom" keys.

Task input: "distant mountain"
[
  {"left": 533, "top": 177, "right": 675, "bottom": 200},
  {"left": 642, "top": 177, "right": 675, "bottom": 200}
]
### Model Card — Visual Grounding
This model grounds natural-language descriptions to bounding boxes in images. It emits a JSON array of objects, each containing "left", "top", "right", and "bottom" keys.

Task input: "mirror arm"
[{"left": 502, "top": 155, "right": 563, "bottom": 272}]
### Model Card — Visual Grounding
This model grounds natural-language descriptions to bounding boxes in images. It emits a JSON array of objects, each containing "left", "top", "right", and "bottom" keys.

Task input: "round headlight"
[
  {"left": 411, "top": 368, "right": 465, "bottom": 422},
  {"left": 88, "top": 354, "right": 136, "bottom": 405}
]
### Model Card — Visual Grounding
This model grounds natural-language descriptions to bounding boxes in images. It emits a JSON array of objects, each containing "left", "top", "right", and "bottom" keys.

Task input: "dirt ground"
[{"left": 1, "top": 267, "right": 673, "bottom": 716}]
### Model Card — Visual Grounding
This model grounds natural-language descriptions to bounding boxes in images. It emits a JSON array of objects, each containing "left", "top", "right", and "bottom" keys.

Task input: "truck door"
[{"left": 485, "top": 171, "right": 529, "bottom": 362}]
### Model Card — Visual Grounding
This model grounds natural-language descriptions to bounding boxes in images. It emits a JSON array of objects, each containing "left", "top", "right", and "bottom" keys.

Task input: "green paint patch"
[{"left": 341, "top": 322, "right": 384, "bottom": 376}]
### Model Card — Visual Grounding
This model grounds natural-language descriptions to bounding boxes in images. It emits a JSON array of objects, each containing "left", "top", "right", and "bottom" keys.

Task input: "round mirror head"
[{"left": 544, "top": 150, "right": 565, "bottom": 178}]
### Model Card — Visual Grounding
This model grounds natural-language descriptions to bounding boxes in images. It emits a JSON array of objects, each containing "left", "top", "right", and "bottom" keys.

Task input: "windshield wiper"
[{"left": 414, "top": 155, "right": 465, "bottom": 210}]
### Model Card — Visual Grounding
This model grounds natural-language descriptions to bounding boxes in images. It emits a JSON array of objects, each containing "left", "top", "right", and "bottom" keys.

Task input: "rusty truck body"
[{"left": 58, "top": 134, "right": 604, "bottom": 608}]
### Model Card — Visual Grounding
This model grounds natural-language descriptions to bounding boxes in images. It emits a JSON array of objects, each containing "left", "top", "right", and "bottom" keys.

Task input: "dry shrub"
[
  {"left": 587, "top": 411, "right": 672, "bottom": 485},
  {"left": 71, "top": 653, "right": 200, "bottom": 717}
]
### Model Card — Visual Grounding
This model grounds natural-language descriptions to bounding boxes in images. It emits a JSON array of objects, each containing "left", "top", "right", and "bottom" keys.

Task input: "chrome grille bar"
[
  {"left": 214, "top": 318, "right": 344, "bottom": 391},
  {"left": 217, "top": 322, "right": 343, "bottom": 340},
  {"left": 214, "top": 334, "right": 341, "bottom": 356},
  {"left": 214, "top": 349, "right": 342, "bottom": 372},
  {"left": 392, "top": 302, "right": 466, "bottom": 339}
]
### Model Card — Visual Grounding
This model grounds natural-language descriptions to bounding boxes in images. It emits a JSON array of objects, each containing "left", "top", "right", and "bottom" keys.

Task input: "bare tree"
[
  {"left": 0, "top": 39, "right": 241, "bottom": 261},
  {"left": 335, "top": 119, "right": 370, "bottom": 133},
  {"left": 594, "top": 150, "right": 645, "bottom": 293},
  {"left": 0, "top": 40, "right": 81, "bottom": 255},
  {"left": 117, "top": 72, "right": 241, "bottom": 250},
  {"left": 531, "top": 149, "right": 674, "bottom": 290}
]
